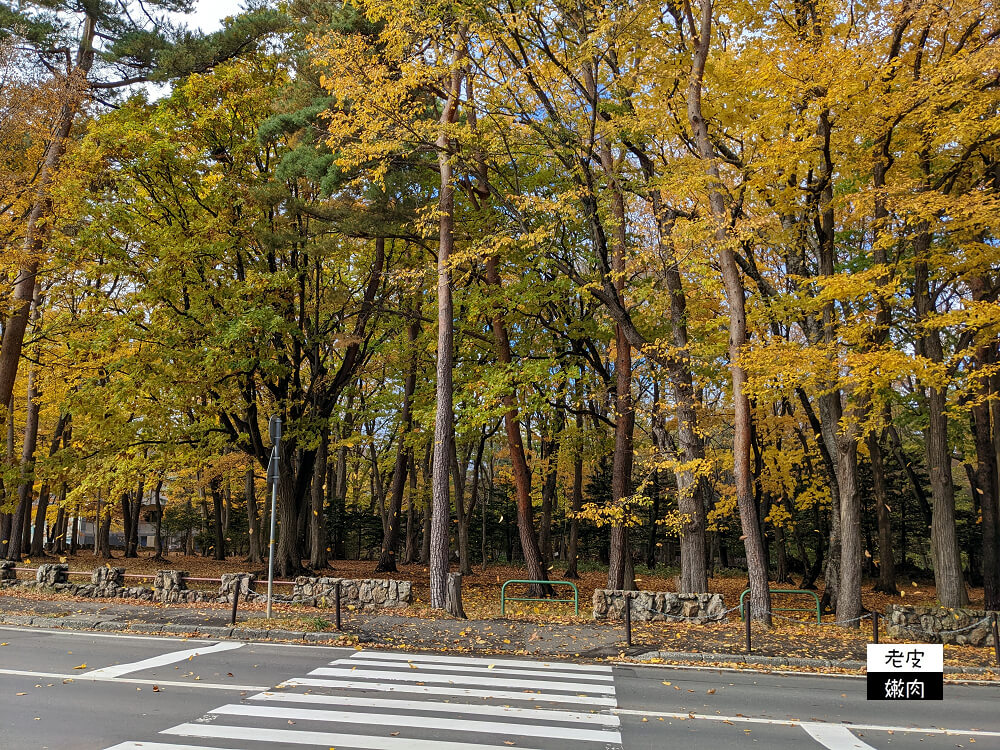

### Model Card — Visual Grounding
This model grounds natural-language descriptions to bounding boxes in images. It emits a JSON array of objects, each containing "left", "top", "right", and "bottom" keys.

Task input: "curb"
[
  {"left": 0, "top": 614, "right": 346, "bottom": 645},
  {"left": 636, "top": 649, "right": 998, "bottom": 675}
]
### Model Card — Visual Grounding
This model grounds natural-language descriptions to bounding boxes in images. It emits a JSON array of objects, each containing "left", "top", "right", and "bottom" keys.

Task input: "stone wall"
[
  {"left": 885, "top": 604, "right": 997, "bottom": 647},
  {"left": 293, "top": 577, "right": 412, "bottom": 611},
  {"left": 0, "top": 566, "right": 411, "bottom": 612},
  {"left": 593, "top": 590, "right": 726, "bottom": 623}
]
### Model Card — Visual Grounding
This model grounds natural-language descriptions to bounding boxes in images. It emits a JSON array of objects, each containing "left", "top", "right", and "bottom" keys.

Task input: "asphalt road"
[{"left": 0, "top": 626, "right": 996, "bottom": 749}]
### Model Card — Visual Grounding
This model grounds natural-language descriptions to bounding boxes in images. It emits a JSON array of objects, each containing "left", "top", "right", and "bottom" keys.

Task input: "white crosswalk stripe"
[{"left": 104, "top": 650, "right": 624, "bottom": 749}]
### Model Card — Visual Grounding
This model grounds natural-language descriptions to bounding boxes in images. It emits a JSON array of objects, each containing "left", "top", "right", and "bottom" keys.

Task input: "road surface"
[{"left": 0, "top": 625, "right": 995, "bottom": 749}]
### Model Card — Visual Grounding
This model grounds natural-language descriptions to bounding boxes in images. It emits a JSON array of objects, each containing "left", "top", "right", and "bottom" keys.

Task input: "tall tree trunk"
[
  {"left": 870, "top": 431, "right": 898, "bottom": 594},
  {"left": 0, "top": 20, "right": 95, "bottom": 432},
  {"left": 686, "top": 0, "right": 769, "bottom": 622},
  {"left": 485, "top": 257, "right": 551, "bottom": 596},
  {"left": 606, "top": 182, "right": 635, "bottom": 593},
  {"left": 970, "top": 280, "right": 999, "bottom": 609},
  {"left": 430, "top": 52, "right": 463, "bottom": 609},
  {"left": 836, "top": 430, "right": 863, "bottom": 626},
  {"left": 914, "top": 239, "right": 967, "bottom": 607},
  {"left": 648, "top": 193, "right": 708, "bottom": 593}
]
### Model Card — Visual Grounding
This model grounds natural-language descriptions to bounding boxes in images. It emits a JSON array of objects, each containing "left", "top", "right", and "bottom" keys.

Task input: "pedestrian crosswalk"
[{"left": 104, "top": 650, "right": 623, "bottom": 750}]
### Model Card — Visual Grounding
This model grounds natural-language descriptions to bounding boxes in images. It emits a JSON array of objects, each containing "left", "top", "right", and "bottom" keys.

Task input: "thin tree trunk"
[
  {"left": 869, "top": 431, "right": 898, "bottom": 594},
  {"left": 430, "top": 52, "right": 462, "bottom": 608},
  {"left": 210, "top": 476, "right": 226, "bottom": 561},
  {"left": 836, "top": 431, "right": 863, "bottom": 626},
  {"left": 648, "top": 193, "right": 708, "bottom": 593},
  {"left": 8, "top": 366, "right": 40, "bottom": 561},
  {"left": 245, "top": 468, "right": 262, "bottom": 564},
  {"left": 403, "top": 450, "right": 418, "bottom": 564},
  {"left": 30, "top": 414, "right": 69, "bottom": 557},
  {"left": 375, "top": 307, "right": 419, "bottom": 573},
  {"left": 564, "top": 390, "right": 584, "bottom": 579},
  {"left": 686, "top": 0, "right": 769, "bottom": 623},
  {"left": 153, "top": 479, "right": 165, "bottom": 560},
  {"left": 310, "top": 431, "right": 329, "bottom": 570}
]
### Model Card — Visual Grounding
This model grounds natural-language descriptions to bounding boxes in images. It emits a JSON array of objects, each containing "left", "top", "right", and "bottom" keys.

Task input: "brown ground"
[{"left": 25, "top": 551, "right": 987, "bottom": 618}]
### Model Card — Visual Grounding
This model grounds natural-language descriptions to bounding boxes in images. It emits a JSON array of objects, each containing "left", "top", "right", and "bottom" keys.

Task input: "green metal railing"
[
  {"left": 500, "top": 579, "right": 579, "bottom": 616},
  {"left": 740, "top": 588, "right": 821, "bottom": 624}
]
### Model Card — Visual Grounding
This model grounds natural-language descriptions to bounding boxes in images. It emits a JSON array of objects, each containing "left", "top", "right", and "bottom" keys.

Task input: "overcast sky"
[{"left": 176, "top": 0, "right": 254, "bottom": 32}]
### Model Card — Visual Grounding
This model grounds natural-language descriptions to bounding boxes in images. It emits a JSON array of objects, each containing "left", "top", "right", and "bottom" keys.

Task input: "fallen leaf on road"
[
  {"left": 152, "top": 686, "right": 160, "bottom": 692},
  {"left": 707, "top": 689, "right": 716, "bottom": 695},
  {"left": 661, "top": 681, "right": 671, "bottom": 685},
  {"left": 73, "top": 664, "right": 87, "bottom": 670}
]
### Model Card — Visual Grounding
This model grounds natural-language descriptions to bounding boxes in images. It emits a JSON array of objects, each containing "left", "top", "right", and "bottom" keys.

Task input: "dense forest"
[{"left": 1, "top": 0, "right": 998, "bottom": 626}]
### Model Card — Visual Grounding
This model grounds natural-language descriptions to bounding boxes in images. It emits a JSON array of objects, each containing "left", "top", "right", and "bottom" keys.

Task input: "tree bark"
[
  {"left": 375, "top": 308, "right": 419, "bottom": 573},
  {"left": 245, "top": 468, "right": 262, "bottom": 564},
  {"left": 430, "top": 51, "right": 463, "bottom": 609},
  {"left": 914, "top": 238, "right": 967, "bottom": 607},
  {"left": 686, "top": 0, "right": 769, "bottom": 623},
  {"left": 971, "top": 279, "right": 999, "bottom": 609},
  {"left": 309, "top": 430, "right": 329, "bottom": 570},
  {"left": 0, "top": 20, "right": 94, "bottom": 432},
  {"left": 564, "top": 390, "right": 584, "bottom": 579},
  {"left": 7, "top": 366, "right": 40, "bottom": 561},
  {"left": 485, "top": 257, "right": 551, "bottom": 596},
  {"left": 152, "top": 479, "right": 165, "bottom": 560},
  {"left": 30, "top": 414, "right": 69, "bottom": 557},
  {"left": 869, "top": 431, "right": 898, "bottom": 594},
  {"left": 836, "top": 430, "right": 863, "bottom": 627},
  {"left": 648, "top": 193, "right": 708, "bottom": 593}
]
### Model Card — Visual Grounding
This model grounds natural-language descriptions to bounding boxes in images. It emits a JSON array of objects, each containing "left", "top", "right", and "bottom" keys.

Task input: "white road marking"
[
  {"left": 802, "top": 723, "right": 879, "bottom": 749},
  {"left": 105, "top": 744, "right": 238, "bottom": 750},
  {"left": 0, "top": 667, "right": 266, "bottom": 692},
  {"left": 210, "top": 702, "right": 620, "bottom": 742},
  {"left": 345, "top": 657, "right": 616, "bottom": 681},
  {"left": 613, "top": 708, "right": 1000, "bottom": 738},
  {"left": 249, "top": 691, "right": 621, "bottom": 726},
  {"left": 308, "top": 666, "right": 614, "bottom": 694},
  {"left": 82, "top": 641, "right": 244, "bottom": 678},
  {"left": 164, "top": 722, "right": 553, "bottom": 749},
  {"left": 0, "top": 625, "right": 220, "bottom": 643},
  {"left": 282, "top": 676, "right": 618, "bottom": 705},
  {"left": 353, "top": 650, "right": 612, "bottom": 672}
]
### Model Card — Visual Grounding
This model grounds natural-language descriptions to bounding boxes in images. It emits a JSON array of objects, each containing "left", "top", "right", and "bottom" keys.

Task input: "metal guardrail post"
[
  {"left": 335, "top": 580, "right": 342, "bottom": 630},
  {"left": 871, "top": 610, "right": 879, "bottom": 644},
  {"left": 624, "top": 593, "right": 632, "bottom": 647},
  {"left": 745, "top": 609, "right": 752, "bottom": 654},
  {"left": 230, "top": 583, "right": 241, "bottom": 626},
  {"left": 992, "top": 612, "right": 999, "bottom": 667}
]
